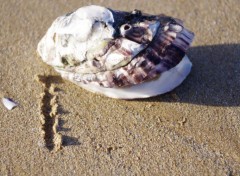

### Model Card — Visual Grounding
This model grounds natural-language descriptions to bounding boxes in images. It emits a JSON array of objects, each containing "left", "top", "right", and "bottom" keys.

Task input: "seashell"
[
  {"left": 2, "top": 98, "right": 18, "bottom": 110},
  {"left": 37, "top": 5, "right": 194, "bottom": 99}
]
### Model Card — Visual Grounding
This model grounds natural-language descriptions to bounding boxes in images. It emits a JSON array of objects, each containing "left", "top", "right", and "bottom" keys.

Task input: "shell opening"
[{"left": 123, "top": 24, "right": 131, "bottom": 30}]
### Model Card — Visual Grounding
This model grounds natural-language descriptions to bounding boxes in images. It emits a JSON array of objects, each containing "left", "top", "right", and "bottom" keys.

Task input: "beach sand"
[{"left": 0, "top": 0, "right": 239, "bottom": 175}]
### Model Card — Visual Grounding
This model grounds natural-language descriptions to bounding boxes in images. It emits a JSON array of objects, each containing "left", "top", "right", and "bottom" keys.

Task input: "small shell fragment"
[{"left": 2, "top": 98, "right": 18, "bottom": 110}]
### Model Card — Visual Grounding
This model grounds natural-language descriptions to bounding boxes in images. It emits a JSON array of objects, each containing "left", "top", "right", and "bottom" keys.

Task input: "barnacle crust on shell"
[{"left": 37, "top": 5, "right": 194, "bottom": 99}]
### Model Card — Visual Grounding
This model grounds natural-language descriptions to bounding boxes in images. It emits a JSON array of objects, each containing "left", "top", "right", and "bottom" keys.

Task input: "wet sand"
[{"left": 0, "top": 0, "right": 240, "bottom": 175}]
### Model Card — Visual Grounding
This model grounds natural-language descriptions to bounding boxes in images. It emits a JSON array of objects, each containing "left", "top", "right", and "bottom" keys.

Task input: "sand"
[{"left": 0, "top": 0, "right": 240, "bottom": 175}]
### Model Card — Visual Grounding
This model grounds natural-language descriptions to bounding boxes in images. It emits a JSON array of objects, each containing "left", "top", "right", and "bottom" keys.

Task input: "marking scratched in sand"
[{"left": 36, "top": 75, "right": 62, "bottom": 151}]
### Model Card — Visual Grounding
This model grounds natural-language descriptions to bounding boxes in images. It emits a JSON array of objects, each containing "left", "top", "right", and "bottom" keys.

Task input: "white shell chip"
[{"left": 2, "top": 98, "right": 18, "bottom": 110}]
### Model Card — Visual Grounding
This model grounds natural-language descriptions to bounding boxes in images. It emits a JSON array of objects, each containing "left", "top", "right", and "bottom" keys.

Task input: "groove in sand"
[{"left": 36, "top": 75, "right": 62, "bottom": 151}]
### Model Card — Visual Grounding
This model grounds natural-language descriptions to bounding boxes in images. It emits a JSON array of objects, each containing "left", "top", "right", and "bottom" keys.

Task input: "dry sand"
[{"left": 0, "top": 0, "right": 240, "bottom": 175}]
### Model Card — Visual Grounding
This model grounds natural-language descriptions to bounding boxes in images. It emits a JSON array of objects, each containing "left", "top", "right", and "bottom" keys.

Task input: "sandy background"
[{"left": 0, "top": 0, "right": 240, "bottom": 175}]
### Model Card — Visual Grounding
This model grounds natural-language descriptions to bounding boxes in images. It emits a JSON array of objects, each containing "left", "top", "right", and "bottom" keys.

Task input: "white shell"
[
  {"left": 37, "top": 5, "right": 194, "bottom": 99},
  {"left": 2, "top": 98, "right": 18, "bottom": 110}
]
